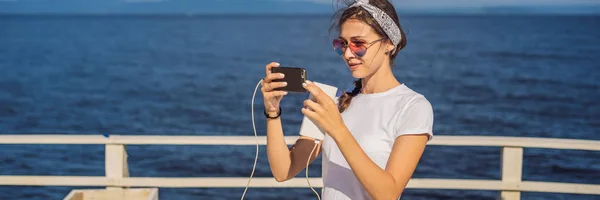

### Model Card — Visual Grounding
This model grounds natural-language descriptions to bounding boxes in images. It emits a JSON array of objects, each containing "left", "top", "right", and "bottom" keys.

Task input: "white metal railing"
[{"left": 1, "top": 135, "right": 599, "bottom": 200}]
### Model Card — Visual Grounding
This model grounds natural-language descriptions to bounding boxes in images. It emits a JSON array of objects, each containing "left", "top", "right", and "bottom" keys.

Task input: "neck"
[{"left": 360, "top": 61, "right": 400, "bottom": 94}]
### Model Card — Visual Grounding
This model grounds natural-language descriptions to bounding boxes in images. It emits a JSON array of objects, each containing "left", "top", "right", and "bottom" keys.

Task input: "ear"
[{"left": 385, "top": 41, "right": 395, "bottom": 54}]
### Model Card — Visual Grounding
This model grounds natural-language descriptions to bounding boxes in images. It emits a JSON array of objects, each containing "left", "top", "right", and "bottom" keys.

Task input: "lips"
[{"left": 348, "top": 62, "right": 361, "bottom": 70}]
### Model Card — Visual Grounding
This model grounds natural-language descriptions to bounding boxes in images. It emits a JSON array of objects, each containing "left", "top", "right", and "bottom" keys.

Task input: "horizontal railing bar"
[
  {"left": 0, "top": 176, "right": 108, "bottom": 186},
  {"left": 0, "top": 135, "right": 109, "bottom": 145},
  {"left": 520, "top": 181, "right": 600, "bottom": 195},
  {"left": 119, "top": 177, "right": 323, "bottom": 188},
  {"left": 0, "top": 176, "right": 598, "bottom": 195},
  {"left": 0, "top": 135, "right": 599, "bottom": 151},
  {"left": 429, "top": 136, "right": 600, "bottom": 151},
  {"left": 0, "top": 135, "right": 298, "bottom": 146}
]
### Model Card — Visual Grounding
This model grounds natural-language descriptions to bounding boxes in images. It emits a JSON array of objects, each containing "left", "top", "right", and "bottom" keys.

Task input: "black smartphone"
[{"left": 271, "top": 66, "right": 307, "bottom": 93}]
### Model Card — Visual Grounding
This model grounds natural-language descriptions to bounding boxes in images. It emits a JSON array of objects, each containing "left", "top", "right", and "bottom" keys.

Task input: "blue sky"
[{"left": 1, "top": 0, "right": 599, "bottom": 14}]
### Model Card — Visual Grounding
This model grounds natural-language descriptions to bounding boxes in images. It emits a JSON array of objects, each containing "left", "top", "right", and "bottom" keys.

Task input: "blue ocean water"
[{"left": 0, "top": 14, "right": 599, "bottom": 199}]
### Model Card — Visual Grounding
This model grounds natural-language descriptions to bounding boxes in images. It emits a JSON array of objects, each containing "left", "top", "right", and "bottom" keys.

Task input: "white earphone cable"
[
  {"left": 307, "top": 140, "right": 321, "bottom": 200},
  {"left": 241, "top": 79, "right": 263, "bottom": 200}
]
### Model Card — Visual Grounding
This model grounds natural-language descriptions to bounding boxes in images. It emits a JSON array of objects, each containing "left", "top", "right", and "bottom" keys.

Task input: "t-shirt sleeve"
[{"left": 394, "top": 96, "right": 434, "bottom": 141}]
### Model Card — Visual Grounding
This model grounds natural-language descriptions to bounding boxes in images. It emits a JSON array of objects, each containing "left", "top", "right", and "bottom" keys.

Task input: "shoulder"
[
  {"left": 404, "top": 94, "right": 432, "bottom": 113},
  {"left": 389, "top": 85, "right": 435, "bottom": 139},
  {"left": 392, "top": 85, "right": 433, "bottom": 114}
]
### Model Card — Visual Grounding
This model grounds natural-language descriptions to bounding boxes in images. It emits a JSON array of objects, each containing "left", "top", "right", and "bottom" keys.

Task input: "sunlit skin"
[{"left": 262, "top": 18, "right": 430, "bottom": 200}]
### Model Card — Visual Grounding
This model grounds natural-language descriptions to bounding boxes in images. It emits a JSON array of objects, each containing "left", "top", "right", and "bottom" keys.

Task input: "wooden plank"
[
  {"left": 62, "top": 190, "right": 82, "bottom": 200},
  {"left": 0, "top": 135, "right": 599, "bottom": 151},
  {"left": 118, "top": 178, "right": 503, "bottom": 189},
  {"left": 427, "top": 136, "right": 600, "bottom": 151},
  {"left": 0, "top": 135, "right": 108, "bottom": 144},
  {"left": 521, "top": 181, "right": 600, "bottom": 195},
  {"left": 105, "top": 144, "right": 129, "bottom": 190},
  {"left": 0, "top": 176, "right": 599, "bottom": 195},
  {"left": 406, "top": 179, "right": 504, "bottom": 190},
  {"left": 108, "top": 135, "right": 299, "bottom": 146},
  {"left": 0, "top": 176, "right": 109, "bottom": 186},
  {"left": 0, "top": 135, "right": 298, "bottom": 146},
  {"left": 502, "top": 192, "right": 521, "bottom": 200},
  {"left": 64, "top": 188, "right": 158, "bottom": 200},
  {"left": 118, "top": 177, "right": 323, "bottom": 188},
  {"left": 105, "top": 144, "right": 127, "bottom": 179},
  {"left": 501, "top": 147, "right": 523, "bottom": 200}
]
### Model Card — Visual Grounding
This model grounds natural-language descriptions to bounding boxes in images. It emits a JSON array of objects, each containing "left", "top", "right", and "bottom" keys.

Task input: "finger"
[
  {"left": 263, "top": 89, "right": 287, "bottom": 98},
  {"left": 264, "top": 73, "right": 285, "bottom": 83},
  {"left": 265, "top": 62, "right": 280, "bottom": 76},
  {"left": 304, "top": 99, "right": 323, "bottom": 113},
  {"left": 301, "top": 107, "right": 318, "bottom": 120},
  {"left": 267, "top": 81, "right": 287, "bottom": 90},
  {"left": 262, "top": 87, "right": 271, "bottom": 97},
  {"left": 303, "top": 80, "right": 328, "bottom": 104},
  {"left": 272, "top": 91, "right": 288, "bottom": 97},
  {"left": 262, "top": 82, "right": 272, "bottom": 92}
]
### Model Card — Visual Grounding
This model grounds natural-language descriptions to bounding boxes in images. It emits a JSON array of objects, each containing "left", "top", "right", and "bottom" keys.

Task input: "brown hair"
[{"left": 330, "top": 0, "right": 408, "bottom": 113}]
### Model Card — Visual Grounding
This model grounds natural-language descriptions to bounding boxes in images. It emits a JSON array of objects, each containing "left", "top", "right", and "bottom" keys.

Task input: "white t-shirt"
[{"left": 321, "top": 84, "right": 434, "bottom": 200}]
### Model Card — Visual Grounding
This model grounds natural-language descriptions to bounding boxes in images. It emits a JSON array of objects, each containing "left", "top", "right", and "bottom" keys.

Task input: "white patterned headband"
[{"left": 349, "top": 0, "right": 401, "bottom": 47}]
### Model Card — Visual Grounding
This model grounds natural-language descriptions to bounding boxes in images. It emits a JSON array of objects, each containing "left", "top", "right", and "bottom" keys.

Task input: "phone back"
[
  {"left": 271, "top": 67, "right": 307, "bottom": 93},
  {"left": 299, "top": 82, "right": 338, "bottom": 140}
]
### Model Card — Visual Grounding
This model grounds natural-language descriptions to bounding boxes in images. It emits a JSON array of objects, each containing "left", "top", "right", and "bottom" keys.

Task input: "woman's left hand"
[{"left": 301, "top": 80, "right": 346, "bottom": 138}]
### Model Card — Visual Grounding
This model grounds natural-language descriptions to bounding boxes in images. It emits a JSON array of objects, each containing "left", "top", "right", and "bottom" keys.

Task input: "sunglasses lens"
[
  {"left": 349, "top": 42, "right": 367, "bottom": 57},
  {"left": 332, "top": 39, "right": 344, "bottom": 56},
  {"left": 332, "top": 39, "right": 370, "bottom": 57}
]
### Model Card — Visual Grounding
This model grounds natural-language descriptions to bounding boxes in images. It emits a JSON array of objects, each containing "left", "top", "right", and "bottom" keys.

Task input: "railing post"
[
  {"left": 105, "top": 144, "right": 129, "bottom": 190},
  {"left": 500, "top": 147, "right": 523, "bottom": 200}
]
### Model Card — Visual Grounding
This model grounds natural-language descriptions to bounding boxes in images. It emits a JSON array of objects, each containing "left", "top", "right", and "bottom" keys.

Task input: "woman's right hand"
[{"left": 261, "top": 62, "right": 289, "bottom": 114}]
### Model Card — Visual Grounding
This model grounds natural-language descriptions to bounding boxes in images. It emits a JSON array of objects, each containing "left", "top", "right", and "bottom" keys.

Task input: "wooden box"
[{"left": 63, "top": 188, "right": 158, "bottom": 200}]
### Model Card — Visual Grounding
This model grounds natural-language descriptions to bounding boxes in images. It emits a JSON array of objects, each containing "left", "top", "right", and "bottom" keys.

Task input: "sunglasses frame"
[{"left": 332, "top": 37, "right": 386, "bottom": 57}]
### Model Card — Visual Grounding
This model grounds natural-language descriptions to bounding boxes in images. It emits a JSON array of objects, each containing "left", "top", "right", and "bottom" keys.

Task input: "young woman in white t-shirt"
[{"left": 260, "top": 0, "right": 434, "bottom": 199}]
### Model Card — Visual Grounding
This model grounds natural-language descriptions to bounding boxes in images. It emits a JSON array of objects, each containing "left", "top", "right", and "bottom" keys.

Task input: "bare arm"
[
  {"left": 261, "top": 62, "right": 322, "bottom": 182},
  {"left": 265, "top": 117, "right": 321, "bottom": 182},
  {"left": 334, "top": 130, "right": 429, "bottom": 199}
]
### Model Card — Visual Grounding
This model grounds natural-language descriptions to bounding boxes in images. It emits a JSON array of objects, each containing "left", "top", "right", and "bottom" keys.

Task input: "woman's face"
[{"left": 336, "top": 18, "right": 391, "bottom": 79}]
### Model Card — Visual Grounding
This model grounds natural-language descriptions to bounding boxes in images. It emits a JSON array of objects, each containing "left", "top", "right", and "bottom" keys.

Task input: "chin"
[{"left": 350, "top": 69, "right": 367, "bottom": 79}]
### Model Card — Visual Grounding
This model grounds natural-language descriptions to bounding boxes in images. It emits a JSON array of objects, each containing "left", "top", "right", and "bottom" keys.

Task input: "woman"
[{"left": 260, "top": 0, "right": 434, "bottom": 199}]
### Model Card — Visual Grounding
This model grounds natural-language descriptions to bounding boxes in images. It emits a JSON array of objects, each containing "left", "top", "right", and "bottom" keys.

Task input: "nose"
[{"left": 342, "top": 46, "right": 355, "bottom": 59}]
